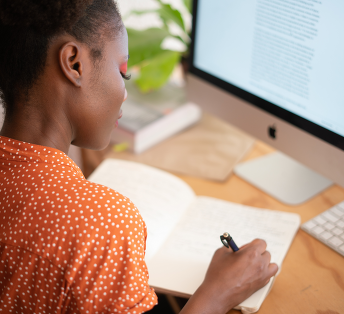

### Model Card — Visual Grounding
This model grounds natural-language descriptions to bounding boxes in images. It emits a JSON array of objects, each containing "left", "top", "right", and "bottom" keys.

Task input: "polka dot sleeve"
[
  {"left": 63, "top": 183, "right": 157, "bottom": 313},
  {"left": 0, "top": 136, "right": 157, "bottom": 313}
]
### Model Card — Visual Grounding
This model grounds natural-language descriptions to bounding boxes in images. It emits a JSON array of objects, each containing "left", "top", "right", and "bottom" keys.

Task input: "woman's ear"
[{"left": 59, "top": 42, "right": 83, "bottom": 87}]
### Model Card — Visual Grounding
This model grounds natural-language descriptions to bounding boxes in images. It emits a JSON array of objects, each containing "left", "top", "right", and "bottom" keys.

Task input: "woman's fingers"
[
  {"left": 250, "top": 238, "right": 268, "bottom": 254},
  {"left": 268, "top": 262, "right": 279, "bottom": 277}
]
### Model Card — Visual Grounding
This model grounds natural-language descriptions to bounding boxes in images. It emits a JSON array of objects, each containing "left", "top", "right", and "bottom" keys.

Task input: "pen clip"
[{"left": 220, "top": 234, "right": 230, "bottom": 248}]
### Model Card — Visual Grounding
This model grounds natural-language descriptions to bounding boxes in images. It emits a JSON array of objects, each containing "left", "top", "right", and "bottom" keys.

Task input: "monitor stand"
[{"left": 234, "top": 152, "right": 333, "bottom": 205}]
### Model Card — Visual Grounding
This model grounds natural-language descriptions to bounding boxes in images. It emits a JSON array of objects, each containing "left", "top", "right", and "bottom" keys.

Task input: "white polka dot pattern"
[{"left": 0, "top": 136, "right": 157, "bottom": 313}]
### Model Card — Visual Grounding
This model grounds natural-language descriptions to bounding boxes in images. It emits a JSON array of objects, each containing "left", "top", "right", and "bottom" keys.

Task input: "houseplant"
[{"left": 125, "top": 0, "right": 192, "bottom": 93}]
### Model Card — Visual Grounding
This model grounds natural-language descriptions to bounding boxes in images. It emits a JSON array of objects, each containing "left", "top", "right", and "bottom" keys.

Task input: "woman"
[{"left": 0, "top": 0, "right": 277, "bottom": 313}]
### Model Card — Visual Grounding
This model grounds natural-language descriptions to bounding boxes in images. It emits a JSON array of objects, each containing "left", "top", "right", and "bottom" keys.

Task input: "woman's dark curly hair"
[{"left": 0, "top": 0, "right": 122, "bottom": 114}]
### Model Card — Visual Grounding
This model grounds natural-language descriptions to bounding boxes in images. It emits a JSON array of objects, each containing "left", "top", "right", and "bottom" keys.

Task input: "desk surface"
[
  {"left": 175, "top": 141, "right": 344, "bottom": 314},
  {"left": 83, "top": 140, "right": 344, "bottom": 314}
]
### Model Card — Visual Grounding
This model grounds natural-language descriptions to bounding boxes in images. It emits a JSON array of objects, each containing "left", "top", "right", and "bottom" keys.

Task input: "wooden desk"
[
  {"left": 82, "top": 140, "right": 344, "bottom": 314},
  {"left": 177, "top": 141, "right": 344, "bottom": 314}
]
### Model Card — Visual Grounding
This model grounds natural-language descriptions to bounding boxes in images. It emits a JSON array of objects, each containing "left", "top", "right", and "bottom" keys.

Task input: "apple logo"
[{"left": 268, "top": 124, "right": 277, "bottom": 139}]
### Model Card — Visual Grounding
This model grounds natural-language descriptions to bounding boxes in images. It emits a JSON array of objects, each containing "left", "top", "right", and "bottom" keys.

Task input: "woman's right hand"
[{"left": 180, "top": 239, "right": 278, "bottom": 314}]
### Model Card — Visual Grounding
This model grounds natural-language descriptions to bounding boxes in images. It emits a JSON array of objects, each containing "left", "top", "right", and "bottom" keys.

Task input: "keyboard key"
[
  {"left": 314, "top": 216, "right": 326, "bottom": 225},
  {"left": 303, "top": 220, "right": 317, "bottom": 230},
  {"left": 329, "top": 237, "right": 343, "bottom": 247},
  {"left": 322, "top": 211, "right": 338, "bottom": 223},
  {"left": 336, "top": 220, "right": 344, "bottom": 228},
  {"left": 337, "top": 202, "right": 344, "bottom": 211},
  {"left": 330, "top": 207, "right": 344, "bottom": 217},
  {"left": 324, "top": 222, "right": 335, "bottom": 230},
  {"left": 320, "top": 231, "right": 333, "bottom": 240},
  {"left": 332, "top": 228, "right": 343, "bottom": 236},
  {"left": 301, "top": 201, "right": 344, "bottom": 257},
  {"left": 313, "top": 226, "right": 325, "bottom": 235}
]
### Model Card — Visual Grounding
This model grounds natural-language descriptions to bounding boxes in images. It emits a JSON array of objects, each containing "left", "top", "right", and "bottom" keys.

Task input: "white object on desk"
[
  {"left": 111, "top": 101, "right": 201, "bottom": 154},
  {"left": 234, "top": 152, "right": 333, "bottom": 205},
  {"left": 302, "top": 200, "right": 344, "bottom": 257},
  {"left": 111, "top": 81, "right": 202, "bottom": 154}
]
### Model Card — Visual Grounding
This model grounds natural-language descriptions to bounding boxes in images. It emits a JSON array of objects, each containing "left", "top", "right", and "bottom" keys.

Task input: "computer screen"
[{"left": 187, "top": 0, "right": 344, "bottom": 201}]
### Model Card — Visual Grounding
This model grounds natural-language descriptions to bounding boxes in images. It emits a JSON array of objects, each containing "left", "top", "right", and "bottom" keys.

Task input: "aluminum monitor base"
[{"left": 234, "top": 152, "right": 333, "bottom": 205}]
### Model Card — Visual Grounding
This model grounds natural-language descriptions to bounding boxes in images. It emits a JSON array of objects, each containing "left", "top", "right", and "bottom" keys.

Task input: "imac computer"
[{"left": 187, "top": 0, "right": 344, "bottom": 205}]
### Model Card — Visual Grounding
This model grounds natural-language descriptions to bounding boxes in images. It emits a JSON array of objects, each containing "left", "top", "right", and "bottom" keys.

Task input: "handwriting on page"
[{"left": 153, "top": 196, "right": 300, "bottom": 266}]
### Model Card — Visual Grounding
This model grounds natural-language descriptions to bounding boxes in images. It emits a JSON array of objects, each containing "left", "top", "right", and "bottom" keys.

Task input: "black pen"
[{"left": 220, "top": 232, "right": 239, "bottom": 252}]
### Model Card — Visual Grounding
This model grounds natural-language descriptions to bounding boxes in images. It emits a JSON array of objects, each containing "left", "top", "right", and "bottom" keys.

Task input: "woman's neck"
[{"left": 0, "top": 100, "right": 72, "bottom": 154}]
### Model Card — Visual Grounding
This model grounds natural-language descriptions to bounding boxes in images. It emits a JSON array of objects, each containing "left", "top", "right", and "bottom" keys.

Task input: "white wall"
[{"left": 117, "top": 0, "right": 191, "bottom": 33}]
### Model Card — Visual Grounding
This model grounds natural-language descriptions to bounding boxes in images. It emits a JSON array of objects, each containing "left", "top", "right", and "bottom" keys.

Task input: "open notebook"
[{"left": 88, "top": 159, "right": 300, "bottom": 314}]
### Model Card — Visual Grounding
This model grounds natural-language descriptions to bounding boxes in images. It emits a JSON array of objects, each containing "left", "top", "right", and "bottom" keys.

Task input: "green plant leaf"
[
  {"left": 127, "top": 27, "right": 170, "bottom": 68},
  {"left": 126, "top": 9, "right": 156, "bottom": 16},
  {"left": 135, "top": 50, "right": 180, "bottom": 93},
  {"left": 171, "top": 34, "right": 189, "bottom": 46},
  {"left": 183, "top": 0, "right": 193, "bottom": 13},
  {"left": 122, "top": 9, "right": 155, "bottom": 20},
  {"left": 156, "top": 1, "right": 185, "bottom": 32}
]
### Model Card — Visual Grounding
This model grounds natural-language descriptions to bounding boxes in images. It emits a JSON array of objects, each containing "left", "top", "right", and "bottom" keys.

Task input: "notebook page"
[
  {"left": 88, "top": 159, "right": 195, "bottom": 260},
  {"left": 148, "top": 196, "right": 300, "bottom": 309}
]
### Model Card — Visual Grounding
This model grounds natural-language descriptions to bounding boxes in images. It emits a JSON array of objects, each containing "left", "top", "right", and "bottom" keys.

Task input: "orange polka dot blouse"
[{"left": 0, "top": 136, "right": 157, "bottom": 313}]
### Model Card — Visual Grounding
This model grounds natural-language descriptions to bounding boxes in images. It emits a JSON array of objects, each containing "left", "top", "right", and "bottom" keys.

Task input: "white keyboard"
[{"left": 301, "top": 201, "right": 344, "bottom": 257}]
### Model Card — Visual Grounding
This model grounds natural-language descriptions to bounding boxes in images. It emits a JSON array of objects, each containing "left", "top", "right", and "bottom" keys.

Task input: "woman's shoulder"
[
  {"left": 47, "top": 175, "right": 144, "bottom": 230},
  {"left": 75, "top": 179, "right": 142, "bottom": 219}
]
